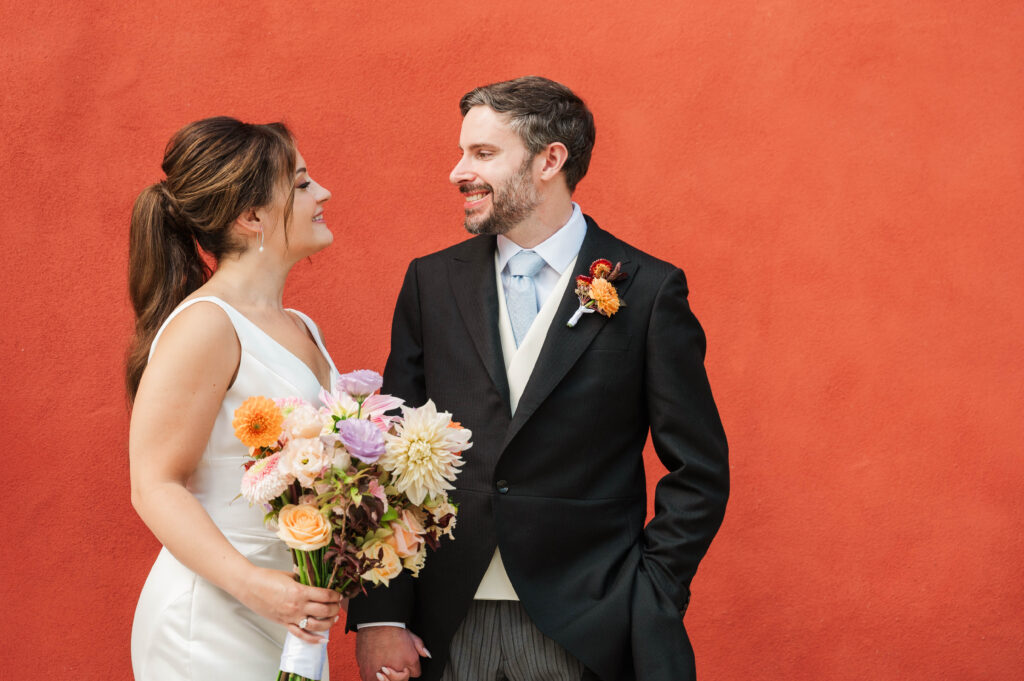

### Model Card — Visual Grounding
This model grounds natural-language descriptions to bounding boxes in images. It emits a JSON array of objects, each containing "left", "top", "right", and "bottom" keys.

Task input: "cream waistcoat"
[{"left": 474, "top": 253, "right": 578, "bottom": 600}]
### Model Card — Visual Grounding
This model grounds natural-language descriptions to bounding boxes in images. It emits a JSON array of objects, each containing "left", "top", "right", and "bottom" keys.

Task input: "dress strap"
[
  {"left": 148, "top": 296, "right": 243, "bottom": 362},
  {"left": 287, "top": 309, "right": 339, "bottom": 378}
]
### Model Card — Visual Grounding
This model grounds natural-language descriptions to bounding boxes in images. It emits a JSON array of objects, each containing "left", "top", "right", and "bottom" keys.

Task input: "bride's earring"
[{"left": 258, "top": 227, "right": 264, "bottom": 253}]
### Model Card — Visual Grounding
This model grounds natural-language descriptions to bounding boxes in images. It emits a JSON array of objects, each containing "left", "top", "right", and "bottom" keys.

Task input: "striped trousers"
[{"left": 439, "top": 600, "right": 594, "bottom": 681}]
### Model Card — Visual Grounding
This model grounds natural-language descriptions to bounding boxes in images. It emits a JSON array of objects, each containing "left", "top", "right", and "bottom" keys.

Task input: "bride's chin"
[{"left": 304, "top": 232, "right": 335, "bottom": 256}]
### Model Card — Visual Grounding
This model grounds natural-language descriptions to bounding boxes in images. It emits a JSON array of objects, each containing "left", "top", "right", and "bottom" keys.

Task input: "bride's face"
[{"left": 263, "top": 149, "right": 333, "bottom": 259}]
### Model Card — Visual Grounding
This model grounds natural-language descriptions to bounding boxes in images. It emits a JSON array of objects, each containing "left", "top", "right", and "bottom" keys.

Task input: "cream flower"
[
  {"left": 358, "top": 540, "right": 404, "bottom": 586},
  {"left": 425, "top": 495, "right": 458, "bottom": 539},
  {"left": 331, "top": 443, "right": 352, "bottom": 471},
  {"left": 282, "top": 404, "right": 325, "bottom": 439},
  {"left": 281, "top": 437, "right": 329, "bottom": 488},
  {"left": 403, "top": 548, "right": 427, "bottom": 578},
  {"left": 240, "top": 453, "right": 290, "bottom": 504},
  {"left": 381, "top": 400, "right": 471, "bottom": 505}
]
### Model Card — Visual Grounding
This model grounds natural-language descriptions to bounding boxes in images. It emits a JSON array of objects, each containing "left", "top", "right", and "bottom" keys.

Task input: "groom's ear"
[{"left": 537, "top": 142, "right": 570, "bottom": 182}]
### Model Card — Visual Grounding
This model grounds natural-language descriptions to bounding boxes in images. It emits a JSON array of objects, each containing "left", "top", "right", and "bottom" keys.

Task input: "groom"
[{"left": 348, "top": 76, "right": 729, "bottom": 681}]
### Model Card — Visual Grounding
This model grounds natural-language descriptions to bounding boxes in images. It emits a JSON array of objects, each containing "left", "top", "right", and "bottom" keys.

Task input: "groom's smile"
[{"left": 460, "top": 185, "right": 491, "bottom": 210}]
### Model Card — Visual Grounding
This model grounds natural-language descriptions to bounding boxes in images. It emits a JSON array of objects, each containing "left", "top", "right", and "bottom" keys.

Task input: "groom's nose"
[{"left": 450, "top": 156, "right": 474, "bottom": 185}]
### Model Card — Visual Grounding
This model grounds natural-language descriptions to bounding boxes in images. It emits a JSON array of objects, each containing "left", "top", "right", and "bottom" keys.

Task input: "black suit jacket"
[{"left": 348, "top": 218, "right": 729, "bottom": 681}]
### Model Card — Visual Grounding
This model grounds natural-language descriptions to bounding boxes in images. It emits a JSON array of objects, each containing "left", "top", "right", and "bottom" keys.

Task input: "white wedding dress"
[{"left": 131, "top": 296, "right": 339, "bottom": 680}]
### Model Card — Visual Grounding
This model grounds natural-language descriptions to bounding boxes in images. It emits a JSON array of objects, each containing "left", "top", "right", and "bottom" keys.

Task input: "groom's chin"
[{"left": 463, "top": 216, "right": 509, "bottom": 236}]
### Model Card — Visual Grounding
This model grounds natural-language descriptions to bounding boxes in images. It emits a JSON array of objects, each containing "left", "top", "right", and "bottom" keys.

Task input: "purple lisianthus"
[
  {"left": 338, "top": 369, "right": 384, "bottom": 400},
  {"left": 339, "top": 417, "right": 387, "bottom": 463}
]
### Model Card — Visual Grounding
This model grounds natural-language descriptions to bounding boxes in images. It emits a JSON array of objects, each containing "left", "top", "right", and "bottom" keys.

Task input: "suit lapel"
[
  {"left": 500, "top": 217, "right": 638, "bottom": 451},
  {"left": 448, "top": 235, "right": 512, "bottom": 409}
]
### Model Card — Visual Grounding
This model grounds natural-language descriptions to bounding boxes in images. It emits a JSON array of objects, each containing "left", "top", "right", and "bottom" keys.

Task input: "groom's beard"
[{"left": 462, "top": 158, "right": 539, "bottom": 236}]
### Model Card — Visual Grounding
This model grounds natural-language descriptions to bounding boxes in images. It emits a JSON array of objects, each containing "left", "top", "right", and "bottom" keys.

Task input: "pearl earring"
[{"left": 258, "top": 227, "right": 264, "bottom": 253}]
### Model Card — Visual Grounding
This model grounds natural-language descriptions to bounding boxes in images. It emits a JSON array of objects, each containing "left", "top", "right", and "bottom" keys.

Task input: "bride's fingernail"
[
  {"left": 334, "top": 616, "right": 339, "bottom": 623},
  {"left": 424, "top": 647, "right": 432, "bottom": 658},
  {"left": 376, "top": 673, "right": 387, "bottom": 681}
]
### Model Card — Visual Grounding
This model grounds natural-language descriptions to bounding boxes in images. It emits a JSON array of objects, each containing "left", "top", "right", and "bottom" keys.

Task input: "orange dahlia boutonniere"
[
  {"left": 232, "top": 396, "right": 284, "bottom": 449},
  {"left": 567, "top": 259, "right": 627, "bottom": 327}
]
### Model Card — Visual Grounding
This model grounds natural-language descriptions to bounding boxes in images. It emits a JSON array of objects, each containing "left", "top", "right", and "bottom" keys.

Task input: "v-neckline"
[{"left": 196, "top": 296, "right": 335, "bottom": 392}]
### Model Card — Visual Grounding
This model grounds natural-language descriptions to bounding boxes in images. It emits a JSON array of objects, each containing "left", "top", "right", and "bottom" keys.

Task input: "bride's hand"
[{"left": 235, "top": 566, "right": 343, "bottom": 644}]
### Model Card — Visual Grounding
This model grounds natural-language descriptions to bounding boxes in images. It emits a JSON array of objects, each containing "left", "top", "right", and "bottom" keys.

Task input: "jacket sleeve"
[
  {"left": 346, "top": 259, "right": 426, "bottom": 629},
  {"left": 640, "top": 267, "right": 730, "bottom": 613}
]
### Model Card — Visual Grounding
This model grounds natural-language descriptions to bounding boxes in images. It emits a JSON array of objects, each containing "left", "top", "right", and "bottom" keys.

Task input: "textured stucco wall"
[{"left": 2, "top": 1, "right": 1023, "bottom": 679}]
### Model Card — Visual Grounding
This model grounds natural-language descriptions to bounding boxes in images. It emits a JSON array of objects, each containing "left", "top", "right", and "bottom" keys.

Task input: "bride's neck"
[{"left": 204, "top": 251, "right": 290, "bottom": 310}]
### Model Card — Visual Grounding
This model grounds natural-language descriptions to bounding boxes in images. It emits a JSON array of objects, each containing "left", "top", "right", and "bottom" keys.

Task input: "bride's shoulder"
[{"left": 150, "top": 297, "right": 239, "bottom": 366}]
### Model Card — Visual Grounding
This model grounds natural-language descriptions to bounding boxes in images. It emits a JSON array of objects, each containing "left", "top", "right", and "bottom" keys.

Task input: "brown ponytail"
[{"left": 126, "top": 117, "right": 296, "bottom": 402}]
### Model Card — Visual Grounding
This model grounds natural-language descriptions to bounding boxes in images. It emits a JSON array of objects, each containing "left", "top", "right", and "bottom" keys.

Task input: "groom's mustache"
[{"left": 459, "top": 184, "right": 491, "bottom": 196}]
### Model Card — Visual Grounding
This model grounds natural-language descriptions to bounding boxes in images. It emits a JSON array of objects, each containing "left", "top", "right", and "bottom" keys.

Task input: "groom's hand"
[{"left": 356, "top": 625, "right": 424, "bottom": 680}]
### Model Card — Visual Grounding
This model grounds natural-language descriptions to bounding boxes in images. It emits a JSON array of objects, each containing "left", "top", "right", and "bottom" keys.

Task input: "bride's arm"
[{"left": 129, "top": 302, "right": 341, "bottom": 643}]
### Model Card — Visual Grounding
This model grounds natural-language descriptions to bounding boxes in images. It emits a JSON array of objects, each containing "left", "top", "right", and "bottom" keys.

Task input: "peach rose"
[
  {"left": 281, "top": 437, "right": 329, "bottom": 487},
  {"left": 359, "top": 540, "right": 403, "bottom": 586},
  {"left": 385, "top": 509, "right": 427, "bottom": 558},
  {"left": 276, "top": 504, "right": 332, "bottom": 550}
]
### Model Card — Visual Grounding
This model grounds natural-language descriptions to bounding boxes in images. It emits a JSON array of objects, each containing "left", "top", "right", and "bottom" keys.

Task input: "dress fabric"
[{"left": 131, "top": 296, "right": 338, "bottom": 681}]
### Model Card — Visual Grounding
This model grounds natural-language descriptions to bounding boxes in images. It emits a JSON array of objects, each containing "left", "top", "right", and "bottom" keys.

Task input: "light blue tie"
[{"left": 506, "top": 250, "right": 546, "bottom": 347}]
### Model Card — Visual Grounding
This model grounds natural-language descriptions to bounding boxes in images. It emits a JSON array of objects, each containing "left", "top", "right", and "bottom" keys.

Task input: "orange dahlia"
[
  {"left": 589, "top": 278, "right": 621, "bottom": 316},
  {"left": 232, "top": 396, "right": 284, "bottom": 449}
]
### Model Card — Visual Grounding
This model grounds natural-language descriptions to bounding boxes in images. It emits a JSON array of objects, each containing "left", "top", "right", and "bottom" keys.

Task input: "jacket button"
[{"left": 496, "top": 480, "right": 509, "bottom": 494}]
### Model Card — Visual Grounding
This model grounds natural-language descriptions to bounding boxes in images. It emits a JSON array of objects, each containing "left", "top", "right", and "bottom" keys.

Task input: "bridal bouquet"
[{"left": 231, "top": 370, "right": 470, "bottom": 681}]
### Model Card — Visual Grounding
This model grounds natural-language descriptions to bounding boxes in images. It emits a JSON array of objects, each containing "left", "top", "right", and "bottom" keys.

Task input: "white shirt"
[{"left": 496, "top": 202, "right": 588, "bottom": 308}]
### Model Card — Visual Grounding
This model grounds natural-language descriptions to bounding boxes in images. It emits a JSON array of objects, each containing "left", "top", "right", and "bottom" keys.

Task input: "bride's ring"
[{"left": 298, "top": 617, "right": 309, "bottom": 630}]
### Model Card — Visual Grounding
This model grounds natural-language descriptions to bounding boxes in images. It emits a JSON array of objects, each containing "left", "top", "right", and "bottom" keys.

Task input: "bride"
[{"left": 127, "top": 117, "right": 345, "bottom": 679}]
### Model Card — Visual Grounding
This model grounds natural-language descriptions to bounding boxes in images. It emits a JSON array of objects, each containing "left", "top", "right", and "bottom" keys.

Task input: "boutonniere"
[{"left": 567, "top": 259, "right": 628, "bottom": 327}]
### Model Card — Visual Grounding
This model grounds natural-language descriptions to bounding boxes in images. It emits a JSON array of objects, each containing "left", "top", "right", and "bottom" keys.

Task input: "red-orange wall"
[{"left": 3, "top": 2, "right": 1023, "bottom": 679}]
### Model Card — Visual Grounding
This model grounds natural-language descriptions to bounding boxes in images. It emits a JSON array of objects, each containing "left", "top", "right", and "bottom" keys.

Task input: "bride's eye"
[{"left": 297, "top": 181, "right": 311, "bottom": 190}]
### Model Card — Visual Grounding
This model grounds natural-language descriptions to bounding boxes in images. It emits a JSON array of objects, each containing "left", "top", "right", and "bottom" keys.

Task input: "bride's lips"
[{"left": 312, "top": 212, "right": 325, "bottom": 223}]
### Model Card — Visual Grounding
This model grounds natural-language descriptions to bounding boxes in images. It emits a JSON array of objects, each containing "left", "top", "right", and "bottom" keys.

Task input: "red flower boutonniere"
[{"left": 567, "top": 259, "right": 628, "bottom": 327}]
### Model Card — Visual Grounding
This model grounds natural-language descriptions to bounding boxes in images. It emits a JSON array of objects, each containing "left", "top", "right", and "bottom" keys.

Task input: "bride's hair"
[{"left": 126, "top": 116, "right": 296, "bottom": 402}]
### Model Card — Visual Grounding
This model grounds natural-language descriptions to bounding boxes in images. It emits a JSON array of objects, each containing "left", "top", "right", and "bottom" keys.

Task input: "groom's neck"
[{"left": 504, "top": 194, "right": 574, "bottom": 249}]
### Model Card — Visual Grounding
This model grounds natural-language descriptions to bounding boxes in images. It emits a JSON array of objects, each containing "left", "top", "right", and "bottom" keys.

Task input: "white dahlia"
[
  {"left": 240, "top": 453, "right": 290, "bottom": 504},
  {"left": 381, "top": 400, "right": 471, "bottom": 505}
]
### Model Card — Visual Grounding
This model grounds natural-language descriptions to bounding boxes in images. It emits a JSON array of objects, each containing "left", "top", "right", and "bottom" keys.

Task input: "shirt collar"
[{"left": 496, "top": 203, "right": 588, "bottom": 274}]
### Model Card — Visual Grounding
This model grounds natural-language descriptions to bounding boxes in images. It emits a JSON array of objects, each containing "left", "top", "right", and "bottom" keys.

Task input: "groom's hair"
[{"left": 460, "top": 76, "right": 595, "bottom": 193}]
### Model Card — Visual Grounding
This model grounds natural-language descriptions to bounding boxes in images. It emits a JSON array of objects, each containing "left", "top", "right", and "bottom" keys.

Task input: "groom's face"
[{"left": 450, "top": 105, "right": 540, "bottom": 235}]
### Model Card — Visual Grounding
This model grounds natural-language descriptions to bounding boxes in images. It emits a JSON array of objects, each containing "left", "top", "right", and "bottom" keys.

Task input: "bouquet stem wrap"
[
  {"left": 278, "top": 629, "right": 329, "bottom": 681},
  {"left": 276, "top": 533, "right": 333, "bottom": 680}
]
